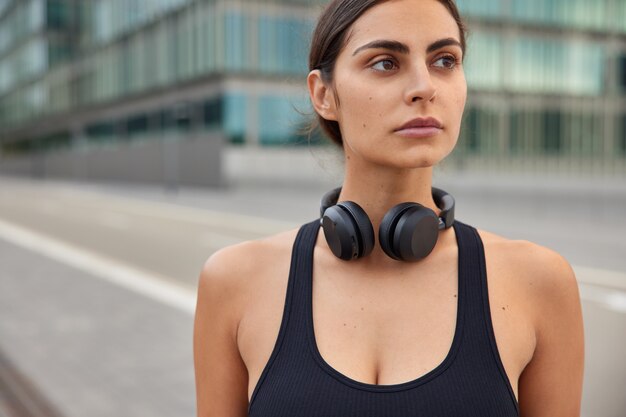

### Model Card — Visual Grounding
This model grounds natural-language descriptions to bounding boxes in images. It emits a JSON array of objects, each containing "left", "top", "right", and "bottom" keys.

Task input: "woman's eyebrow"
[
  {"left": 352, "top": 39, "right": 409, "bottom": 56},
  {"left": 352, "top": 37, "right": 462, "bottom": 56},
  {"left": 426, "top": 38, "right": 462, "bottom": 53}
]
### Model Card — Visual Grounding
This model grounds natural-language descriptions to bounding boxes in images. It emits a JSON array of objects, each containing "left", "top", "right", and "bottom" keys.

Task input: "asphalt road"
[{"left": 0, "top": 175, "right": 624, "bottom": 416}]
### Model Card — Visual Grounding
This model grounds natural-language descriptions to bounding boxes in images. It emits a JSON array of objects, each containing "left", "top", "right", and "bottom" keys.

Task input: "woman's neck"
[{"left": 338, "top": 164, "right": 438, "bottom": 235}]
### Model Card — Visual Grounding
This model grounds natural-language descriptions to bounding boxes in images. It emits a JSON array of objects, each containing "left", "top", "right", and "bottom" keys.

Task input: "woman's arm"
[
  {"left": 518, "top": 246, "right": 585, "bottom": 416},
  {"left": 193, "top": 247, "right": 250, "bottom": 417}
]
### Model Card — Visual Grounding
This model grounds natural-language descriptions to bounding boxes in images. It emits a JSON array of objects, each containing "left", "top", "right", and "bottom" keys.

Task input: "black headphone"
[{"left": 319, "top": 187, "right": 455, "bottom": 262}]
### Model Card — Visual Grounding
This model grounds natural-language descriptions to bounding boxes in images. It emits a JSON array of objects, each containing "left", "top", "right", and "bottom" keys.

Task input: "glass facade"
[
  {"left": 621, "top": 114, "right": 626, "bottom": 155},
  {"left": 0, "top": 0, "right": 44, "bottom": 56},
  {"left": 0, "top": 0, "right": 46, "bottom": 94},
  {"left": 0, "top": 0, "right": 625, "bottom": 175},
  {"left": 1, "top": 0, "right": 318, "bottom": 147},
  {"left": 0, "top": 38, "right": 47, "bottom": 94},
  {"left": 458, "top": 0, "right": 626, "bottom": 32},
  {"left": 454, "top": 0, "right": 626, "bottom": 173},
  {"left": 464, "top": 32, "right": 608, "bottom": 95},
  {"left": 85, "top": 0, "right": 192, "bottom": 46}
]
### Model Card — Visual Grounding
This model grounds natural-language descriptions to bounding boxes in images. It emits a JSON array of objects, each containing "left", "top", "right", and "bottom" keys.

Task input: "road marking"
[
  {"left": 578, "top": 283, "right": 626, "bottom": 314},
  {"left": 572, "top": 266, "right": 626, "bottom": 292},
  {"left": 0, "top": 218, "right": 196, "bottom": 315},
  {"left": 572, "top": 266, "right": 626, "bottom": 313}
]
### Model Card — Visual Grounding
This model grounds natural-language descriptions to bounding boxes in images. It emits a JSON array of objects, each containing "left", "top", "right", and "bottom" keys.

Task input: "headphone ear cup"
[
  {"left": 379, "top": 203, "right": 416, "bottom": 260},
  {"left": 321, "top": 201, "right": 374, "bottom": 260},
  {"left": 379, "top": 203, "right": 440, "bottom": 262}
]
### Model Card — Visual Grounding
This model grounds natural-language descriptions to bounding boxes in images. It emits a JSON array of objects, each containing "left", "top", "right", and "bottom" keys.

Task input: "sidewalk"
[{"left": 0, "top": 237, "right": 195, "bottom": 417}]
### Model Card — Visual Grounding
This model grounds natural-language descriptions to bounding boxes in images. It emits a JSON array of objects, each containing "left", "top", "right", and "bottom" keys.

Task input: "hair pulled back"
[{"left": 308, "top": 0, "right": 467, "bottom": 147}]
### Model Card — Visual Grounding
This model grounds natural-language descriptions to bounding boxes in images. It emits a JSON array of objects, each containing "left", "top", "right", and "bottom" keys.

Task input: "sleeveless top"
[{"left": 248, "top": 219, "right": 519, "bottom": 416}]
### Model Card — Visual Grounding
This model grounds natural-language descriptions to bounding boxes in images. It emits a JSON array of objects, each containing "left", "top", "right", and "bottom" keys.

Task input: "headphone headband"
[{"left": 320, "top": 186, "right": 455, "bottom": 230}]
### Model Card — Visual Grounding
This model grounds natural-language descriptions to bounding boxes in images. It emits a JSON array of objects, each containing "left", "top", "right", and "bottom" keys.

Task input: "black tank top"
[{"left": 248, "top": 219, "right": 519, "bottom": 416}]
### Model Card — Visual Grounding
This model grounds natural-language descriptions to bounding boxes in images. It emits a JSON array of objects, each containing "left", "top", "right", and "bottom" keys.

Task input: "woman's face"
[{"left": 316, "top": 0, "right": 467, "bottom": 169}]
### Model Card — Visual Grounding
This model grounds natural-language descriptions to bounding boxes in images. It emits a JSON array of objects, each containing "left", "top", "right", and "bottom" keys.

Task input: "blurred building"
[
  {"left": 457, "top": 0, "right": 626, "bottom": 175},
  {"left": 0, "top": 0, "right": 625, "bottom": 181}
]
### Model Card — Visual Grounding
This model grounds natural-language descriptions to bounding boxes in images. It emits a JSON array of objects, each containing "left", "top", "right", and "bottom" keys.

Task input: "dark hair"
[{"left": 308, "top": 0, "right": 467, "bottom": 147}]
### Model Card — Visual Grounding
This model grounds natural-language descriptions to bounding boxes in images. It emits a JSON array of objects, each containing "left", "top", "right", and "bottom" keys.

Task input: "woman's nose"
[{"left": 405, "top": 63, "right": 437, "bottom": 103}]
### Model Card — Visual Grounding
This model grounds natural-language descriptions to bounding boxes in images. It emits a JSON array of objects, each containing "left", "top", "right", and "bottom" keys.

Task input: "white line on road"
[
  {"left": 578, "top": 283, "right": 626, "bottom": 314},
  {"left": 0, "top": 218, "right": 197, "bottom": 315},
  {"left": 572, "top": 266, "right": 626, "bottom": 292}
]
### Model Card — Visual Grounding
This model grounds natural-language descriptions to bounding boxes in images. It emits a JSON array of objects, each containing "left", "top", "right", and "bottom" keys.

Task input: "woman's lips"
[
  {"left": 394, "top": 117, "right": 443, "bottom": 138},
  {"left": 394, "top": 126, "right": 443, "bottom": 138}
]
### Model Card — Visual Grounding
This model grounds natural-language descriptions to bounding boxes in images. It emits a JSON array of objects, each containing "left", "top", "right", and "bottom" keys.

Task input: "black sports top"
[{"left": 248, "top": 219, "right": 519, "bottom": 416}]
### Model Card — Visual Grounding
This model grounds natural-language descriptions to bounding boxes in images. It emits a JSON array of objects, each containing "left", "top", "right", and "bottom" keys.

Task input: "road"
[{"left": 0, "top": 175, "right": 624, "bottom": 416}]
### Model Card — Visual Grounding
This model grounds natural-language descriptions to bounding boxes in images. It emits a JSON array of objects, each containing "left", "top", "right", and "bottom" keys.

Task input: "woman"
[{"left": 193, "top": 0, "right": 584, "bottom": 416}]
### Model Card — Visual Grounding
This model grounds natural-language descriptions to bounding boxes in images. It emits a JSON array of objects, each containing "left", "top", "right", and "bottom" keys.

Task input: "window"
[
  {"left": 461, "top": 107, "right": 480, "bottom": 153},
  {"left": 171, "top": 102, "right": 195, "bottom": 132},
  {"left": 542, "top": 110, "right": 562, "bottom": 154},
  {"left": 618, "top": 53, "right": 626, "bottom": 94},
  {"left": 618, "top": 113, "right": 626, "bottom": 156},
  {"left": 509, "top": 110, "right": 542, "bottom": 156},
  {"left": 38, "top": 131, "right": 71, "bottom": 152},
  {"left": 259, "top": 95, "right": 291, "bottom": 145},
  {"left": 47, "top": 0, "right": 72, "bottom": 29},
  {"left": 510, "top": 36, "right": 604, "bottom": 95},
  {"left": 510, "top": 0, "right": 610, "bottom": 30},
  {"left": 224, "top": 11, "right": 246, "bottom": 71},
  {"left": 203, "top": 97, "right": 223, "bottom": 129},
  {"left": 223, "top": 93, "right": 247, "bottom": 144},
  {"left": 126, "top": 114, "right": 149, "bottom": 138},
  {"left": 48, "top": 41, "right": 72, "bottom": 66},
  {"left": 2, "top": 140, "right": 35, "bottom": 156},
  {"left": 86, "top": 120, "right": 116, "bottom": 143},
  {"left": 257, "top": 14, "right": 312, "bottom": 75},
  {"left": 460, "top": 106, "right": 502, "bottom": 155},
  {"left": 258, "top": 94, "right": 310, "bottom": 145},
  {"left": 148, "top": 104, "right": 198, "bottom": 134},
  {"left": 464, "top": 31, "right": 502, "bottom": 90},
  {"left": 456, "top": 0, "right": 503, "bottom": 18}
]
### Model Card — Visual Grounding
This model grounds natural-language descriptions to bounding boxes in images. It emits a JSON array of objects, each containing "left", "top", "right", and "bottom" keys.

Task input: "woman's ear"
[{"left": 307, "top": 69, "right": 338, "bottom": 121}]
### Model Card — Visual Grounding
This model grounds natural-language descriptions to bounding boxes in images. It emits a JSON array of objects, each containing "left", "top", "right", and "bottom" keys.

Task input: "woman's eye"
[
  {"left": 371, "top": 59, "right": 397, "bottom": 72},
  {"left": 433, "top": 55, "right": 458, "bottom": 69}
]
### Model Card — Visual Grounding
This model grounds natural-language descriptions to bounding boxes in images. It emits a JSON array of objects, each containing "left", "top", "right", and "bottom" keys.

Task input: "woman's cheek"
[{"left": 346, "top": 98, "right": 375, "bottom": 132}]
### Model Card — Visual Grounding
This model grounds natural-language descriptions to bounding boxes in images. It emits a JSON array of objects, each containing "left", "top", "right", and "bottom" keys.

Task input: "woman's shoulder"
[
  {"left": 473, "top": 227, "right": 584, "bottom": 409},
  {"left": 475, "top": 226, "right": 579, "bottom": 313},
  {"left": 197, "top": 226, "right": 302, "bottom": 303}
]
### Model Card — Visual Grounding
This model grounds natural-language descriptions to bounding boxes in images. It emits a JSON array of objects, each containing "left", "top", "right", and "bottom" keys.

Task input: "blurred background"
[{"left": 0, "top": 0, "right": 624, "bottom": 416}]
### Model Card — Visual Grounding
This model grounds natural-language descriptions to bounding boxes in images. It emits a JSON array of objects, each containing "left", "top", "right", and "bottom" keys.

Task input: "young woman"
[{"left": 193, "top": 1, "right": 584, "bottom": 416}]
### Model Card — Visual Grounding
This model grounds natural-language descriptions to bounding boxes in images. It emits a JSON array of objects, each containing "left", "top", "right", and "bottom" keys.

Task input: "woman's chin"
[
  {"left": 383, "top": 149, "right": 452, "bottom": 169},
  {"left": 365, "top": 156, "right": 444, "bottom": 171},
  {"left": 345, "top": 142, "right": 455, "bottom": 170}
]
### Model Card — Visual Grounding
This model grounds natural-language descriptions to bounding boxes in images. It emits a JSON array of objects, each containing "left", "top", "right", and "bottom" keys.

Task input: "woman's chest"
[{"left": 238, "top": 237, "right": 535, "bottom": 405}]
